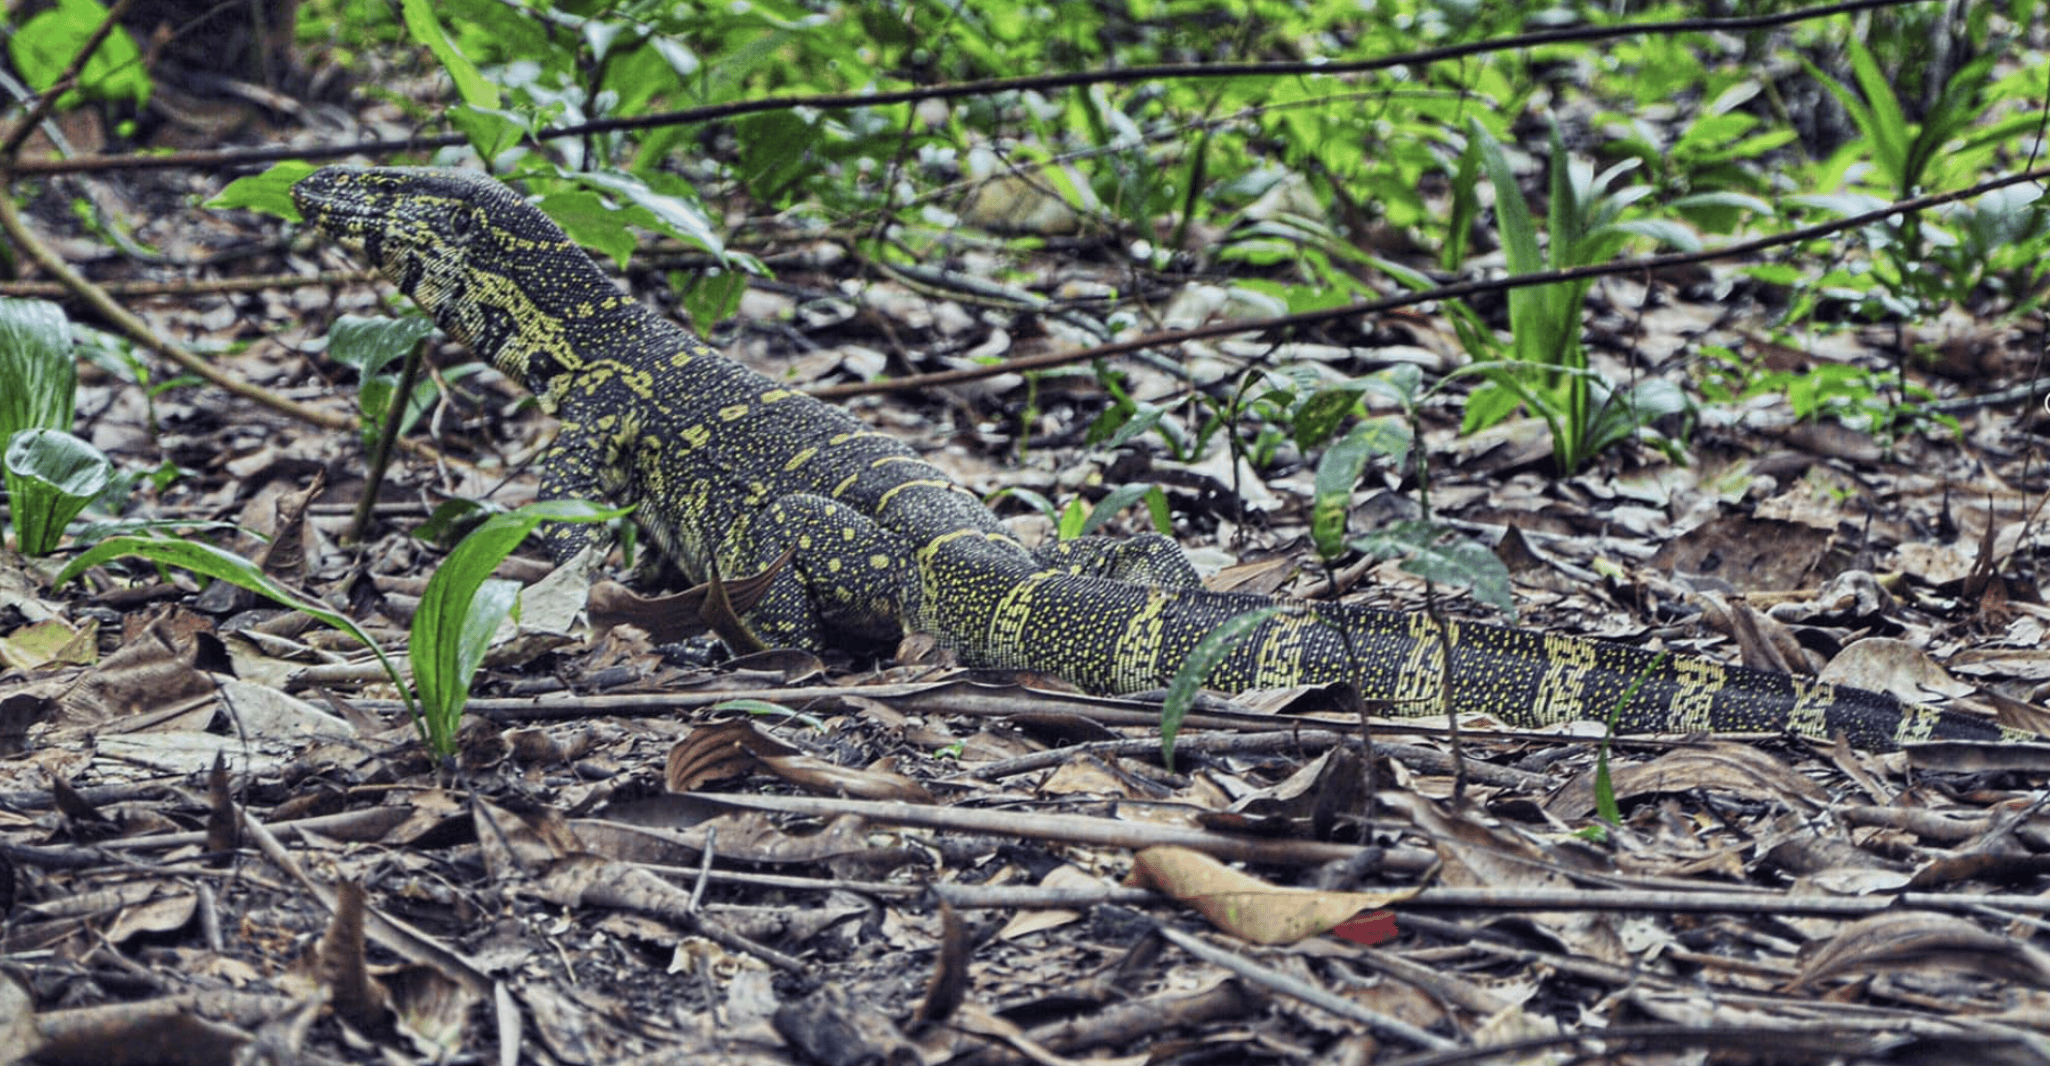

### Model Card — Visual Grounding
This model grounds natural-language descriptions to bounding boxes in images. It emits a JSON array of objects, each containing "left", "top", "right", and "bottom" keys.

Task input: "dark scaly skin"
[{"left": 292, "top": 166, "right": 2030, "bottom": 751}]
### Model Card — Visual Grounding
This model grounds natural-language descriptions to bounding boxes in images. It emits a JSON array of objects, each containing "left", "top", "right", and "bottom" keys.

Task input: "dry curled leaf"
[
  {"left": 1126, "top": 845, "right": 1415, "bottom": 945},
  {"left": 1790, "top": 911, "right": 2050, "bottom": 992},
  {"left": 667, "top": 720, "right": 932, "bottom": 802}
]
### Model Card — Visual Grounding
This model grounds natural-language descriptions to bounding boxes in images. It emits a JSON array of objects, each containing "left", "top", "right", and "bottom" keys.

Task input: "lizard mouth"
[{"left": 292, "top": 169, "right": 382, "bottom": 257}]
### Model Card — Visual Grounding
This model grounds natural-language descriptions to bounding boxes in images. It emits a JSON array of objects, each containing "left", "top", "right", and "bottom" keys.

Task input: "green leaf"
[
  {"left": 4, "top": 428, "right": 110, "bottom": 554},
  {"left": 987, "top": 486, "right": 1057, "bottom": 522},
  {"left": 55, "top": 534, "right": 416, "bottom": 723},
  {"left": 1078, "top": 483, "right": 1157, "bottom": 538},
  {"left": 0, "top": 297, "right": 76, "bottom": 441},
  {"left": 0, "top": 297, "right": 80, "bottom": 552},
  {"left": 327, "top": 315, "right": 436, "bottom": 380},
  {"left": 538, "top": 191, "right": 639, "bottom": 269},
  {"left": 1360, "top": 364, "right": 1423, "bottom": 411},
  {"left": 411, "top": 499, "right": 625, "bottom": 755},
  {"left": 1351, "top": 521, "right": 1515, "bottom": 620},
  {"left": 413, "top": 498, "right": 499, "bottom": 547},
  {"left": 1669, "top": 191, "right": 1774, "bottom": 216},
  {"left": 400, "top": 0, "right": 500, "bottom": 109},
  {"left": 679, "top": 269, "right": 750, "bottom": 332},
  {"left": 572, "top": 171, "right": 724, "bottom": 257},
  {"left": 1056, "top": 497, "right": 1088, "bottom": 541},
  {"left": 1290, "top": 387, "right": 1364, "bottom": 451},
  {"left": 1161, "top": 606, "right": 1287, "bottom": 771},
  {"left": 1596, "top": 652, "right": 1668, "bottom": 826},
  {"left": 735, "top": 111, "right": 823, "bottom": 201},
  {"left": 1582, "top": 378, "right": 1692, "bottom": 458},
  {"left": 1144, "top": 486, "right": 1172, "bottom": 536},
  {"left": 208, "top": 162, "right": 319, "bottom": 219},
  {"left": 447, "top": 105, "right": 532, "bottom": 162},
  {"left": 1845, "top": 38, "right": 1910, "bottom": 186},
  {"left": 1311, "top": 425, "right": 1374, "bottom": 561},
  {"left": 8, "top": 0, "right": 150, "bottom": 109},
  {"left": 1608, "top": 219, "right": 1700, "bottom": 251},
  {"left": 1400, "top": 538, "right": 1514, "bottom": 619}
]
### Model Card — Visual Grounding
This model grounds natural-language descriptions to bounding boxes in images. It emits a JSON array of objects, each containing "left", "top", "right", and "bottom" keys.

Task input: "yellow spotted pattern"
[{"left": 291, "top": 164, "right": 2035, "bottom": 753}]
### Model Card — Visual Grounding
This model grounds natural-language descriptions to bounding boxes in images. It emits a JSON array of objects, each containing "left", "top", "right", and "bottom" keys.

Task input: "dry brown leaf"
[
  {"left": 0, "top": 972, "right": 41, "bottom": 1066},
  {"left": 909, "top": 898, "right": 969, "bottom": 1027},
  {"left": 1790, "top": 912, "right": 2050, "bottom": 991},
  {"left": 54, "top": 610, "right": 219, "bottom": 729},
  {"left": 0, "top": 616, "right": 98, "bottom": 671},
  {"left": 586, "top": 549, "right": 789, "bottom": 644},
  {"left": 31, "top": 1000, "right": 251, "bottom": 1066},
  {"left": 668, "top": 719, "right": 932, "bottom": 802},
  {"left": 1545, "top": 743, "right": 1830, "bottom": 819},
  {"left": 0, "top": 689, "right": 55, "bottom": 756},
  {"left": 1650, "top": 513, "right": 1830, "bottom": 591},
  {"left": 382, "top": 962, "right": 481, "bottom": 1059},
  {"left": 772, "top": 984, "right": 920, "bottom": 1066},
  {"left": 1821, "top": 637, "right": 1976, "bottom": 704},
  {"left": 473, "top": 799, "right": 583, "bottom": 880},
  {"left": 205, "top": 752, "right": 238, "bottom": 864},
  {"left": 996, "top": 865, "right": 1096, "bottom": 940},
  {"left": 1125, "top": 845, "right": 1414, "bottom": 945},
  {"left": 102, "top": 893, "right": 198, "bottom": 945},
  {"left": 318, "top": 880, "right": 389, "bottom": 1034}
]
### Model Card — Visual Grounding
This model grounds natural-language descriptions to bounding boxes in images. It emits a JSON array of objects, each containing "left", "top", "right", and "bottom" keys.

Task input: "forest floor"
[{"left": 5, "top": 62, "right": 2050, "bottom": 1066}]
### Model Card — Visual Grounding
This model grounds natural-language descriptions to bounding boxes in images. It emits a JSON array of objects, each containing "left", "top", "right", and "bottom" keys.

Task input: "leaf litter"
[{"left": 2, "top": 139, "right": 2050, "bottom": 1066}]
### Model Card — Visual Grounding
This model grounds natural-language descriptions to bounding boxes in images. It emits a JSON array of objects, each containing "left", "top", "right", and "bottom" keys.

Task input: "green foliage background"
[{"left": 279, "top": 0, "right": 2048, "bottom": 415}]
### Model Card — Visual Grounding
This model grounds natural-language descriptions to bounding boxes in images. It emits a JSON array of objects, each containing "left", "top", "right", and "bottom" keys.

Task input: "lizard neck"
[{"left": 409, "top": 252, "right": 672, "bottom": 394}]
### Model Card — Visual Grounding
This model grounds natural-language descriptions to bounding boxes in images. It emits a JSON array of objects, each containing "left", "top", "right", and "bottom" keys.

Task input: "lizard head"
[{"left": 292, "top": 166, "right": 625, "bottom": 389}]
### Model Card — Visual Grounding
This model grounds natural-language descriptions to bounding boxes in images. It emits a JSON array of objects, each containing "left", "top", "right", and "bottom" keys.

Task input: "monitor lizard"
[{"left": 291, "top": 164, "right": 2031, "bottom": 751}]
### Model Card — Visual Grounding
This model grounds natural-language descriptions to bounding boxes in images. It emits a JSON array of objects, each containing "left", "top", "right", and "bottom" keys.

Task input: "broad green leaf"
[
  {"left": 209, "top": 162, "right": 318, "bottom": 219},
  {"left": 1351, "top": 520, "right": 1515, "bottom": 619},
  {"left": 1161, "top": 606, "right": 1286, "bottom": 771},
  {"left": 1056, "top": 497, "right": 1088, "bottom": 541},
  {"left": 327, "top": 315, "right": 436, "bottom": 380},
  {"left": 400, "top": 0, "right": 500, "bottom": 109},
  {"left": 448, "top": 105, "right": 531, "bottom": 162},
  {"left": 1290, "top": 387, "right": 1364, "bottom": 451},
  {"left": 1, "top": 297, "right": 79, "bottom": 552},
  {"left": 0, "top": 297, "right": 75, "bottom": 441},
  {"left": 987, "top": 486, "right": 1057, "bottom": 523},
  {"left": 413, "top": 498, "right": 498, "bottom": 547},
  {"left": 1669, "top": 191, "right": 1774, "bottom": 216},
  {"left": 1360, "top": 364, "right": 1423, "bottom": 411},
  {"left": 539, "top": 191, "right": 639, "bottom": 269},
  {"left": 1311, "top": 425, "right": 1374, "bottom": 561},
  {"left": 680, "top": 270, "right": 750, "bottom": 334},
  {"left": 411, "top": 500, "right": 625, "bottom": 755},
  {"left": 8, "top": 0, "right": 149, "bottom": 109},
  {"left": 1608, "top": 219, "right": 1700, "bottom": 251},
  {"left": 4, "top": 428, "right": 110, "bottom": 555},
  {"left": 1740, "top": 263, "right": 1802, "bottom": 286},
  {"left": 573, "top": 171, "right": 724, "bottom": 257},
  {"left": 1399, "top": 538, "right": 1514, "bottom": 619}
]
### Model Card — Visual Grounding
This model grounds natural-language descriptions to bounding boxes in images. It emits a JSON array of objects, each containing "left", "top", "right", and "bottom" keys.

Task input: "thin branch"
[
  {"left": 0, "top": 268, "right": 372, "bottom": 300},
  {"left": 813, "top": 164, "right": 2050, "bottom": 399},
  {"left": 8, "top": 0, "right": 1923, "bottom": 177}
]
